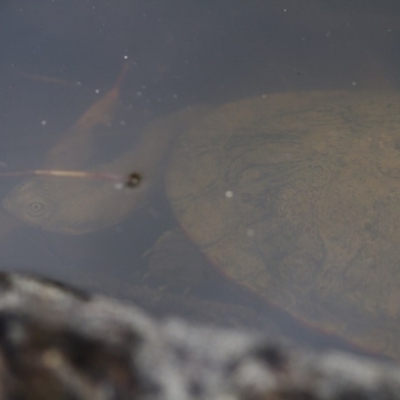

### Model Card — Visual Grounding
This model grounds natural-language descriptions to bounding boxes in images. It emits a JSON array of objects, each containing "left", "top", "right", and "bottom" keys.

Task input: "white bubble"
[{"left": 225, "top": 190, "right": 234, "bottom": 198}]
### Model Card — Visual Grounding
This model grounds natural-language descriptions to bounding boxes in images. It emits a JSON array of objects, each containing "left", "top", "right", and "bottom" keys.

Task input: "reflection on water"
[{"left": 0, "top": 0, "right": 400, "bottom": 361}]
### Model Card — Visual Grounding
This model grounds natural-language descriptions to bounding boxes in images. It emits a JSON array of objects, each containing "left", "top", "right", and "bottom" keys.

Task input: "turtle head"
[
  {"left": 3, "top": 179, "right": 58, "bottom": 231},
  {"left": 2, "top": 176, "right": 148, "bottom": 235}
]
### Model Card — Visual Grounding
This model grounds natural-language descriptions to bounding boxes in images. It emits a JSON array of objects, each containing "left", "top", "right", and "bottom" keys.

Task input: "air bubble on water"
[
  {"left": 41, "top": 120, "right": 47, "bottom": 126},
  {"left": 95, "top": 89, "right": 100, "bottom": 94},
  {"left": 225, "top": 190, "right": 234, "bottom": 199},
  {"left": 114, "top": 182, "right": 124, "bottom": 190}
]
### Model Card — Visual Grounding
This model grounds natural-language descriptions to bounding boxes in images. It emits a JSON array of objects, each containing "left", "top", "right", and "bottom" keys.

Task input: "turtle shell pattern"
[{"left": 166, "top": 90, "right": 400, "bottom": 359}]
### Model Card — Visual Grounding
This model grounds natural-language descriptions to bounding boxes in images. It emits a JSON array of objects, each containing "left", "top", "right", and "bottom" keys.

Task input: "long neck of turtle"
[{"left": 95, "top": 105, "right": 209, "bottom": 186}]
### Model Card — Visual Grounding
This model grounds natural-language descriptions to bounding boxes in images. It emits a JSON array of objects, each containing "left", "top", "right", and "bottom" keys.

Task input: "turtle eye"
[{"left": 27, "top": 201, "right": 46, "bottom": 217}]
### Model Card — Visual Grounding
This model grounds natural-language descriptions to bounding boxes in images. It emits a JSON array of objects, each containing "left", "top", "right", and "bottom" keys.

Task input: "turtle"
[{"left": 4, "top": 89, "right": 400, "bottom": 359}]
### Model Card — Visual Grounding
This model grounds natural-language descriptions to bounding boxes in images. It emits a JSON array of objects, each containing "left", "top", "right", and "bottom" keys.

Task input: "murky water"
[{"left": 1, "top": 0, "right": 400, "bottom": 360}]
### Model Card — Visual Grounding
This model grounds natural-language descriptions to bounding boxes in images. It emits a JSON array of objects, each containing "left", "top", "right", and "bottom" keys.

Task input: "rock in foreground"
[{"left": 0, "top": 272, "right": 398, "bottom": 399}]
